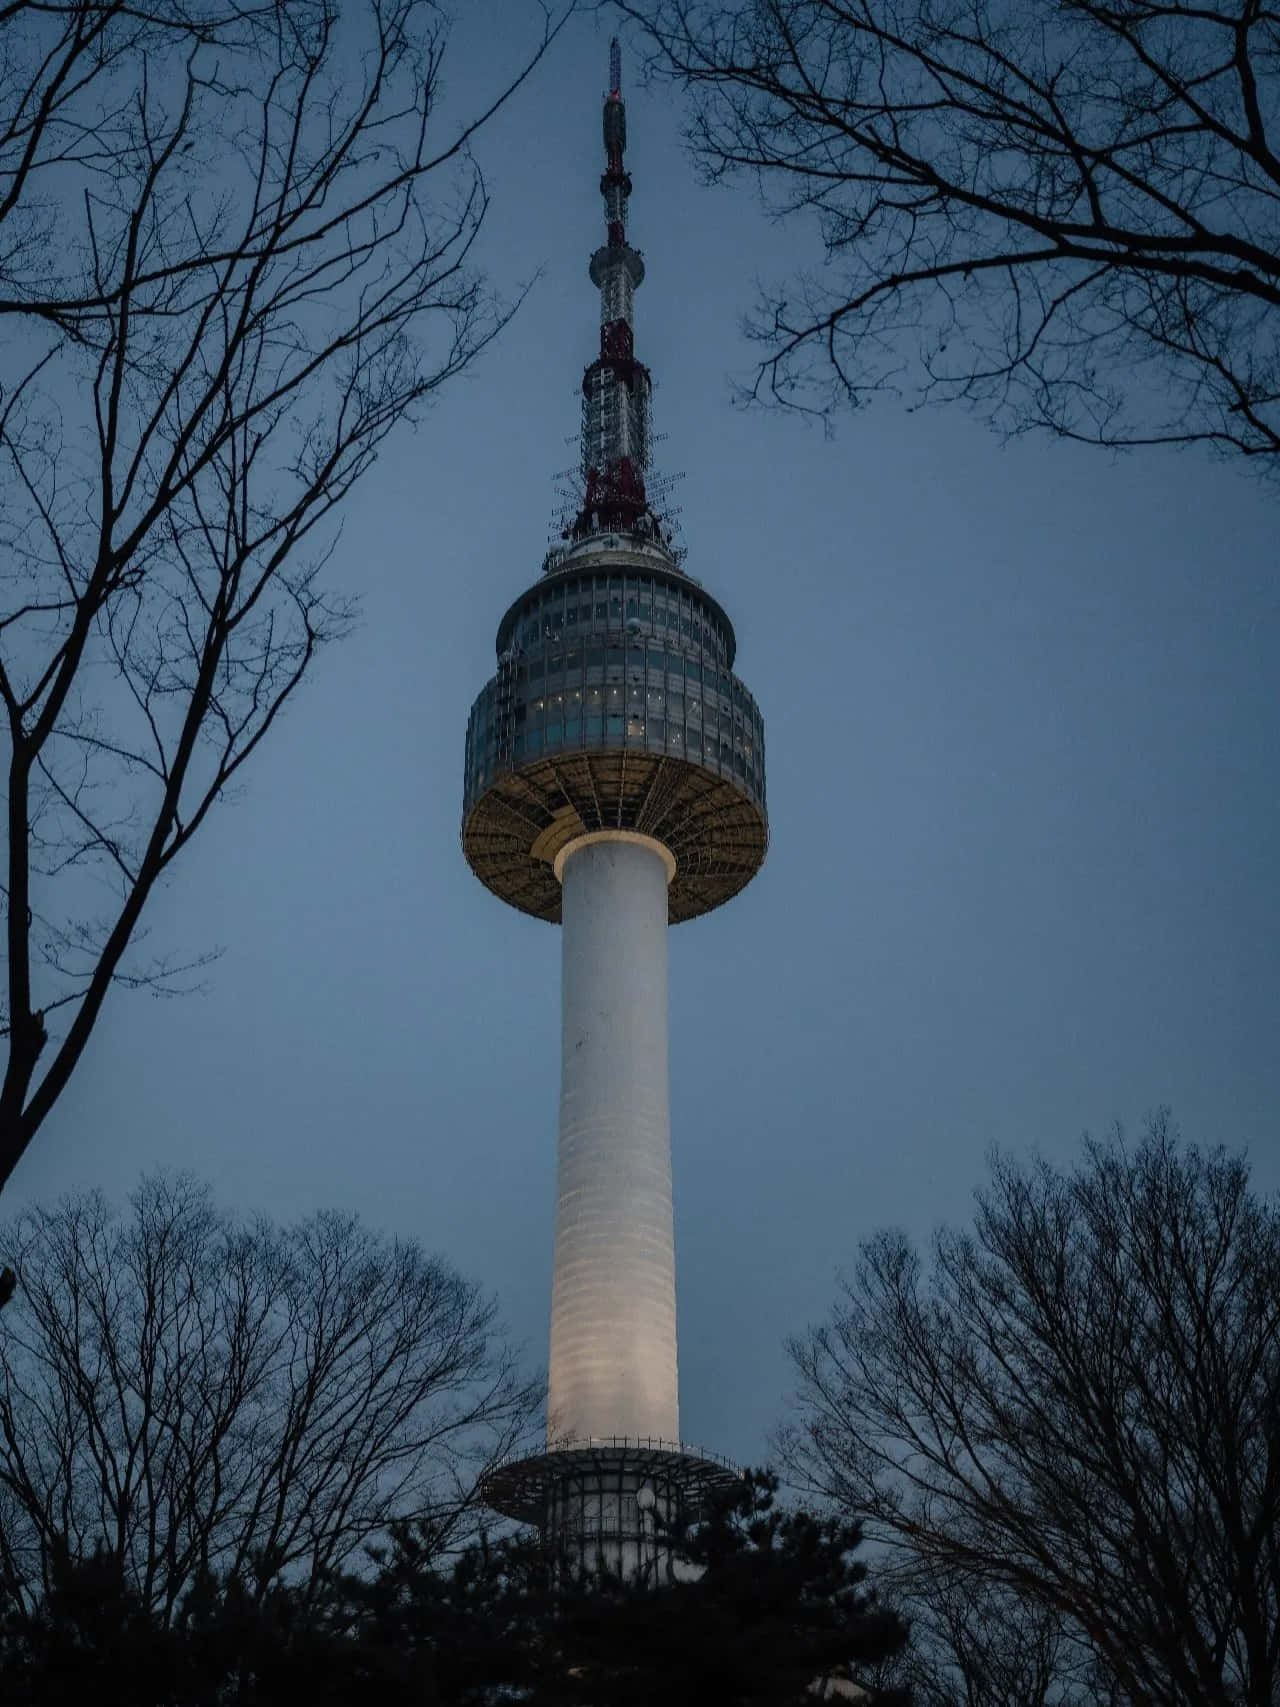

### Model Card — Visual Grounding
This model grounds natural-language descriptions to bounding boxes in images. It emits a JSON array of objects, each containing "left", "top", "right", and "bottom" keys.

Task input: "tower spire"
[{"left": 573, "top": 38, "right": 661, "bottom": 545}]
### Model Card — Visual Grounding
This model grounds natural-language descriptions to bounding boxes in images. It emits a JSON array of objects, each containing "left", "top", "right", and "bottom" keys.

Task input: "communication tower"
[{"left": 462, "top": 40, "right": 767, "bottom": 1580}]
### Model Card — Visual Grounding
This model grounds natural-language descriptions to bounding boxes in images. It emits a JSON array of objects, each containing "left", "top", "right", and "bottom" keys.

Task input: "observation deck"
[{"left": 462, "top": 537, "right": 768, "bottom": 923}]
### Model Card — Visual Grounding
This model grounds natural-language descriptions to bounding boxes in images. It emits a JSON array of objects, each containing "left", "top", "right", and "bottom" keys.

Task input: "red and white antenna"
[{"left": 570, "top": 38, "right": 670, "bottom": 548}]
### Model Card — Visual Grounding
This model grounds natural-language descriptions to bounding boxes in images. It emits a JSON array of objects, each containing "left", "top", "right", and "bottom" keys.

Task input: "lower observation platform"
[
  {"left": 483, "top": 1435, "right": 740, "bottom": 1523},
  {"left": 482, "top": 1436, "right": 741, "bottom": 1580},
  {"left": 462, "top": 750, "right": 766, "bottom": 924}
]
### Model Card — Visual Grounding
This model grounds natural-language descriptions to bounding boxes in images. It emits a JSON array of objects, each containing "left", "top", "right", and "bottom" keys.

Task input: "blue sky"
[{"left": 8, "top": 3, "right": 1278, "bottom": 1472}]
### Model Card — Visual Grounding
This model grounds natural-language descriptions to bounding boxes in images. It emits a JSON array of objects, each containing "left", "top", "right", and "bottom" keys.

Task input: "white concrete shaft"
[{"left": 548, "top": 833, "right": 679, "bottom": 1446}]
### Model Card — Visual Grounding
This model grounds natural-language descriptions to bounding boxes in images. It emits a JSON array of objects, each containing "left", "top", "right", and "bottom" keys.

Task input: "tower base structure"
[{"left": 481, "top": 1437, "right": 739, "bottom": 1583}]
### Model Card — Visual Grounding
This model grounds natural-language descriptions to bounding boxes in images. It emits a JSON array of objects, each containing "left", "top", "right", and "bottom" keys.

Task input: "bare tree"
[
  {"left": 777, "top": 1114, "right": 1280, "bottom": 1707},
  {"left": 619, "top": 0, "right": 1280, "bottom": 474},
  {"left": 0, "top": 1174, "right": 539, "bottom": 1622},
  {"left": 0, "top": 0, "right": 568, "bottom": 1190},
  {"left": 870, "top": 1571, "right": 1100, "bottom": 1707}
]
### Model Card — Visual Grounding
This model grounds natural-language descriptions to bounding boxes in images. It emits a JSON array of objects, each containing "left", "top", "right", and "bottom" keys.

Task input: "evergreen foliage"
[{"left": 0, "top": 1470, "right": 909, "bottom": 1705}]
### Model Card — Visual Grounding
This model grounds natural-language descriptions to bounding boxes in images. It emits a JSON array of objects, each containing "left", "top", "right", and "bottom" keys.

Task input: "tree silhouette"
[
  {"left": 0, "top": 1176, "right": 538, "bottom": 1628},
  {"left": 0, "top": 0, "right": 567, "bottom": 1190},
  {"left": 779, "top": 1113, "right": 1280, "bottom": 1707},
  {"left": 621, "top": 0, "right": 1280, "bottom": 478},
  {"left": 345, "top": 1469, "right": 910, "bottom": 1705}
]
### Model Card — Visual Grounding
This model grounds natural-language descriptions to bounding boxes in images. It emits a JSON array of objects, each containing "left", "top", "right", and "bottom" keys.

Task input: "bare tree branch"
[
  {"left": 618, "top": 0, "right": 1280, "bottom": 472},
  {"left": 776, "top": 1113, "right": 1280, "bottom": 1707},
  {"left": 0, "top": 0, "right": 574, "bottom": 1190},
  {"left": 0, "top": 1175, "right": 541, "bottom": 1621}
]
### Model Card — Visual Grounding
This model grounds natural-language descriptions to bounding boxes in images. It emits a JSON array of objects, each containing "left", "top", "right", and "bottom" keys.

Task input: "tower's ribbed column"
[{"left": 548, "top": 831, "right": 679, "bottom": 1446}]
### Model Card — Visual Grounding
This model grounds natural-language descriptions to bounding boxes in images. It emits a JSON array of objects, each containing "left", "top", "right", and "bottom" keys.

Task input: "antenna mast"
[{"left": 573, "top": 39, "right": 664, "bottom": 546}]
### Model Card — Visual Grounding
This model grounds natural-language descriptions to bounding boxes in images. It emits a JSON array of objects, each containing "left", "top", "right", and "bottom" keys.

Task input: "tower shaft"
[{"left": 550, "top": 833, "right": 679, "bottom": 1446}]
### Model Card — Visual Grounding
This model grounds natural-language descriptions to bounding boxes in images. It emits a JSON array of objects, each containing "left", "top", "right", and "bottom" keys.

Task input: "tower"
[{"left": 463, "top": 40, "right": 767, "bottom": 1580}]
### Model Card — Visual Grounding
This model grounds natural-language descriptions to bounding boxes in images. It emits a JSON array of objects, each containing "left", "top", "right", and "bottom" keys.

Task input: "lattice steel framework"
[{"left": 482, "top": 1438, "right": 740, "bottom": 1583}]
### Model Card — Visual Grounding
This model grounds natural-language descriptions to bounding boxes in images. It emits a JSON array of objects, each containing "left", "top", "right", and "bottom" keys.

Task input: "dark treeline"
[
  {"left": 0, "top": 1179, "right": 905, "bottom": 1706},
  {"left": 1, "top": 1117, "right": 1275, "bottom": 1706},
  {"left": 0, "top": 1473, "right": 906, "bottom": 1705}
]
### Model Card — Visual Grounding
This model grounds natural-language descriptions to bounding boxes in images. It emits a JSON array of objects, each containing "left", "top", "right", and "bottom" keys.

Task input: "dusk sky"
[{"left": 7, "top": 2, "right": 1278, "bottom": 1473}]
